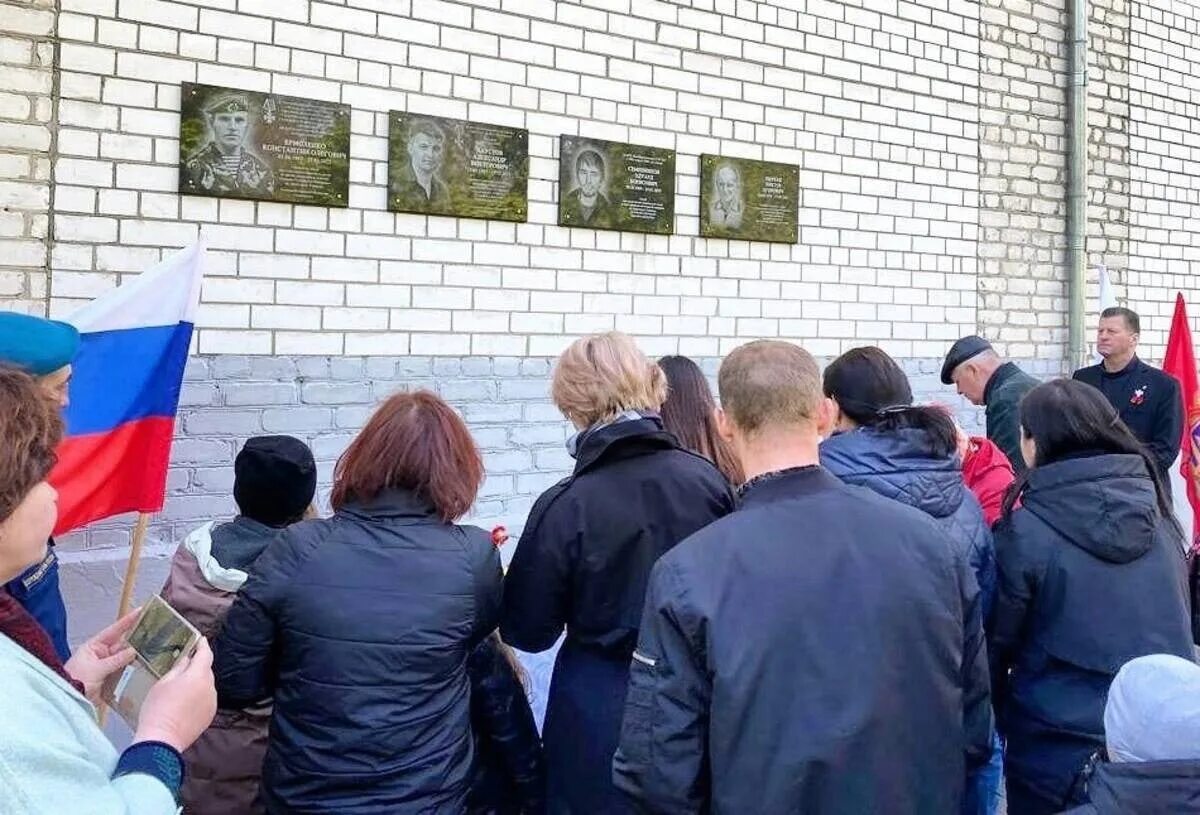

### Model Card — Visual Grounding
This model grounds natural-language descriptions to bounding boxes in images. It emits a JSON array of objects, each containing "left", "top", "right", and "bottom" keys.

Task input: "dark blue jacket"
[
  {"left": 614, "top": 466, "right": 993, "bottom": 814},
  {"left": 5, "top": 543, "right": 70, "bottom": 661},
  {"left": 989, "top": 454, "right": 1194, "bottom": 812},
  {"left": 821, "top": 427, "right": 997, "bottom": 614},
  {"left": 214, "top": 488, "right": 504, "bottom": 814},
  {"left": 501, "top": 417, "right": 736, "bottom": 814},
  {"left": 1064, "top": 758, "right": 1200, "bottom": 814}
]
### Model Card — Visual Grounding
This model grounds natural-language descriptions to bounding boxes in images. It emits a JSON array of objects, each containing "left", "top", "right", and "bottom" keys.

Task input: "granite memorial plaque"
[
  {"left": 557, "top": 136, "right": 675, "bottom": 234},
  {"left": 179, "top": 83, "right": 350, "bottom": 207},
  {"left": 388, "top": 113, "right": 528, "bottom": 221},
  {"left": 699, "top": 155, "right": 799, "bottom": 243}
]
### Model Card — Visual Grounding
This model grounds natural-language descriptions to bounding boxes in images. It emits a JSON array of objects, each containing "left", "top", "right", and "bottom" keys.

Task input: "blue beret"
[{"left": 0, "top": 312, "right": 81, "bottom": 376}]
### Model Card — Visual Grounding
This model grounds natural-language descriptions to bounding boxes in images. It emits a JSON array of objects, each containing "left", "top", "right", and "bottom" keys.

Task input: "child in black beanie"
[{"left": 160, "top": 434, "right": 317, "bottom": 815}]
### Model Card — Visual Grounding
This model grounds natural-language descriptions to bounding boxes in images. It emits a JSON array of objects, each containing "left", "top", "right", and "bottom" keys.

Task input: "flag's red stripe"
[
  {"left": 49, "top": 417, "right": 176, "bottom": 536},
  {"left": 1162, "top": 293, "right": 1200, "bottom": 548}
]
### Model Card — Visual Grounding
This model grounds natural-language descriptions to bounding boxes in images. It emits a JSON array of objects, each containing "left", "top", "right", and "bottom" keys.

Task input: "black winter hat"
[{"left": 233, "top": 435, "right": 317, "bottom": 527}]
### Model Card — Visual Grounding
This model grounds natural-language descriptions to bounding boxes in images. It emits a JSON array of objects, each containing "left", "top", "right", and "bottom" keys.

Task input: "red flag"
[{"left": 1162, "top": 293, "right": 1200, "bottom": 549}]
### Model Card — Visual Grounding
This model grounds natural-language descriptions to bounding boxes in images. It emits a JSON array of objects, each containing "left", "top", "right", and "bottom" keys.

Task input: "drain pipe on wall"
[{"left": 1067, "top": 0, "right": 1089, "bottom": 371}]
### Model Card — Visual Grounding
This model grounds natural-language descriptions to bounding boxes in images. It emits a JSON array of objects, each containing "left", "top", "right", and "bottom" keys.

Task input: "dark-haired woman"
[
  {"left": 215, "top": 391, "right": 503, "bottom": 814},
  {"left": 819, "top": 346, "right": 999, "bottom": 815},
  {"left": 989, "top": 379, "right": 1194, "bottom": 815},
  {"left": 658, "top": 355, "right": 744, "bottom": 485},
  {"left": 820, "top": 347, "right": 995, "bottom": 609}
]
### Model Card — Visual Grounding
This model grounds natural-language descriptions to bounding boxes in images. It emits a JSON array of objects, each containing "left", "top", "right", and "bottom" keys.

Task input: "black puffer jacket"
[
  {"left": 466, "top": 636, "right": 545, "bottom": 815},
  {"left": 214, "top": 489, "right": 504, "bottom": 814},
  {"left": 989, "top": 453, "right": 1194, "bottom": 811},
  {"left": 1063, "top": 759, "right": 1200, "bottom": 814}
]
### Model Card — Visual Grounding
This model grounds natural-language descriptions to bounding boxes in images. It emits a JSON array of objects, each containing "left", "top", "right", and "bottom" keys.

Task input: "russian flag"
[{"left": 50, "top": 244, "right": 205, "bottom": 535}]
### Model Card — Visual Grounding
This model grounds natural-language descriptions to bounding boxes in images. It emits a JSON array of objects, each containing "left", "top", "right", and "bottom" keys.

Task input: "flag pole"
[
  {"left": 116, "top": 513, "right": 152, "bottom": 621},
  {"left": 101, "top": 513, "right": 151, "bottom": 726}
]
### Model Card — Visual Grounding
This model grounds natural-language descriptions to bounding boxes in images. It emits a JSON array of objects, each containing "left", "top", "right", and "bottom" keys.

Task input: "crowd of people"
[{"left": 0, "top": 306, "right": 1197, "bottom": 815}]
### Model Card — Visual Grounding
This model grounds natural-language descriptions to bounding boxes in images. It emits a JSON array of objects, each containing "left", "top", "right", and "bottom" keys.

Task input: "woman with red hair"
[{"left": 215, "top": 390, "right": 504, "bottom": 814}]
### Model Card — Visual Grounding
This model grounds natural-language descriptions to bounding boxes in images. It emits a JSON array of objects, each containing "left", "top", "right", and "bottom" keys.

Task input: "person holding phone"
[{"left": 0, "top": 364, "right": 217, "bottom": 815}]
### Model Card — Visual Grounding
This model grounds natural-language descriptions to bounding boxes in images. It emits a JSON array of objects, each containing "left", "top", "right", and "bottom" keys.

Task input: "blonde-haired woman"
[{"left": 502, "top": 332, "right": 736, "bottom": 813}]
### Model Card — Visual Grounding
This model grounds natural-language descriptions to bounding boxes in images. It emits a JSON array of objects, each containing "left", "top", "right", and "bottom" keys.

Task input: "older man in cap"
[
  {"left": 0, "top": 311, "right": 80, "bottom": 659},
  {"left": 184, "top": 91, "right": 274, "bottom": 197},
  {"left": 943, "top": 336, "right": 1040, "bottom": 472}
]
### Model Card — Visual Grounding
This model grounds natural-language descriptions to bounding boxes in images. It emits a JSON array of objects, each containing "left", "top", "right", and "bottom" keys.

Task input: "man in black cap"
[
  {"left": 1073, "top": 307, "right": 1182, "bottom": 484},
  {"left": 942, "top": 336, "right": 1040, "bottom": 472}
]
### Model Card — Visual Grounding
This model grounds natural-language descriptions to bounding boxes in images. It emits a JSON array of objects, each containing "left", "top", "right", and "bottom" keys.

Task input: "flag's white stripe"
[
  {"left": 1093, "top": 265, "right": 1117, "bottom": 364},
  {"left": 68, "top": 243, "right": 206, "bottom": 333}
]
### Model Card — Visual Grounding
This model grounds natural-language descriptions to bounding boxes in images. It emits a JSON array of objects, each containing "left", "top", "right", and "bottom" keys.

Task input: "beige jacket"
[{"left": 161, "top": 523, "right": 270, "bottom": 815}]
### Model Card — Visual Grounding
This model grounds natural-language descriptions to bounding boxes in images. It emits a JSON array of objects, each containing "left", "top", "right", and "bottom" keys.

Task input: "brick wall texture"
[{"left": 0, "top": 0, "right": 1198, "bottom": 637}]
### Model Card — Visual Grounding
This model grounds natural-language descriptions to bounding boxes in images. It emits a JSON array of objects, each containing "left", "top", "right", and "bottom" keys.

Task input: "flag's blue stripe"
[{"left": 64, "top": 322, "right": 193, "bottom": 437}]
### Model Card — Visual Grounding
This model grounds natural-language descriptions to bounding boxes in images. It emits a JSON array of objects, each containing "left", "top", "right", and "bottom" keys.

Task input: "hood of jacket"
[
  {"left": 1084, "top": 759, "right": 1200, "bottom": 813},
  {"left": 1021, "top": 454, "right": 1159, "bottom": 564},
  {"left": 820, "top": 427, "right": 966, "bottom": 520},
  {"left": 181, "top": 522, "right": 249, "bottom": 593}
]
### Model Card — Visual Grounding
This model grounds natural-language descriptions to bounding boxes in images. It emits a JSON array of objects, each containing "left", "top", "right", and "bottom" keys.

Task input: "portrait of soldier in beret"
[{"left": 183, "top": 91, "right": 275, "bottom": 198}]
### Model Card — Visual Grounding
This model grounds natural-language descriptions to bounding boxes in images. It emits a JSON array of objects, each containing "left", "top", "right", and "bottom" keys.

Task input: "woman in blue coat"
[
  {"left": 819, "top": 346, "right": 999, "bottom": 815},
  {"left": 501, "top": 333, "right": 736, "bottom": 814},
  {"left": 988, "top": 379, "right": 1194, "bottom": 814}
]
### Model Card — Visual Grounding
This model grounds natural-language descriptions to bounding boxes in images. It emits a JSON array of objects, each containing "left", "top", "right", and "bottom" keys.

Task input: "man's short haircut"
[
  {"left": 408, "top": 119, "right": 444, "bottom": 143},
  {"left": 576, "top": 149, "right": 604, "bottom": 177},
  {"left": 718, "top": 340, "right": 822, "bottom": 434},
  {"left": 1102, "top": 306, "right": 1140, "bottom": 334}
]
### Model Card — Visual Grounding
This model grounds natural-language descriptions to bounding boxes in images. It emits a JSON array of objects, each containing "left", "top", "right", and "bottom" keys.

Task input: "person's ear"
[
  {"left": 715, "top": 407, "right": 736, "bottom": 443},
  {"left": 816, "top": 397, "right": 837, "bottom": 438}
]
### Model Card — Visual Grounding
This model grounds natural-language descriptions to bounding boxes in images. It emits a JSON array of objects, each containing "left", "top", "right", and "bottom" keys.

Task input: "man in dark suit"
[{"left": 1074, "top": 307, "right": 1183, "bottom": 484}]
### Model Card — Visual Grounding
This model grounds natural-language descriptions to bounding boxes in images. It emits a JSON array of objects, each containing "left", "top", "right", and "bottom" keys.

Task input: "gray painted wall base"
[{"left": 59, "top": 354, "right": 1063, "bottom": 647}]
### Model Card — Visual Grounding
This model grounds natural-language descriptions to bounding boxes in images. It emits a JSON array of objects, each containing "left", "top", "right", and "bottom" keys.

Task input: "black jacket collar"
[
  {"left": 738, "top": 465, "right": 841, "bottom": 508},
  {"left": 340, "top": 488, "right": 438, "bottom": 522},
  {"left": 1099, "top": 355, "right": 1142, "bottom": 378},
  {"left": 573, "top": 416, "right": 679, "bottom": 475}
]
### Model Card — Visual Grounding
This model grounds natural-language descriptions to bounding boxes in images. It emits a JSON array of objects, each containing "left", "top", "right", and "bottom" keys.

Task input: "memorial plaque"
[
  {"left": 179, "top": 83, "right": 350, "bottom": 207},
  {"left": 388, "top": 113, "right": 529, "bottom": 221},
  {"left": 557, "top": 136, "right": 675, "bottom": 235},
  {"left": 699, "top": 155, "right": 799, "bottom": 243}
]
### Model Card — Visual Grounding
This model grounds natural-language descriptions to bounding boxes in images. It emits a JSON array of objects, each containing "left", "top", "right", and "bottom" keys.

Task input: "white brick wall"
[
  {"left": 0, "top": 0, "right": 55, "bottom": 313},
  {"left": 19, "top": 0, "right": 982, "bottom": 357},
  {"left": 1128, "top": 0, "right": 1200, "bottom": 359}
]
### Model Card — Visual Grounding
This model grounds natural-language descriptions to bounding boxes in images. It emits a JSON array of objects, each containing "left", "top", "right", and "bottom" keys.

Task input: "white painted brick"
[
  {"left": 198, "top": 330, "right": 272, "bottom": 355},
  {"left": 392, "top": 309, "right": 452, "bottom": 332}
]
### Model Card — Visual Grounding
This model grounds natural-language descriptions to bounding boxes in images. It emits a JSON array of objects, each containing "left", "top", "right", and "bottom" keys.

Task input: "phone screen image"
[{"left": 126, "top": 596, "right": 200, "bottom": 679}]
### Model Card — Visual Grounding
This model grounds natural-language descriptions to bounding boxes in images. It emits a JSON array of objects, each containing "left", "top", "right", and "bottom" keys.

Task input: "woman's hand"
[
  {"left": 64, "top": 608, "right": 140, "bottom": 705},
  {"left": 133, "top": 638, "right": 217, "bottom": 753}
]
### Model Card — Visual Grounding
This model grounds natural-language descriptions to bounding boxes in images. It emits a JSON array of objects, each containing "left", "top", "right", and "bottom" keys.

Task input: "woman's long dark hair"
[
  {"left": 658, "top": 355, "right": 744, "bottom": 485},
  {"left": 822, "top": 346, "right": 958, "bottom": 459},
  {"left": 1000, "top": 378, "right": 1178, "bottom": 526}
]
